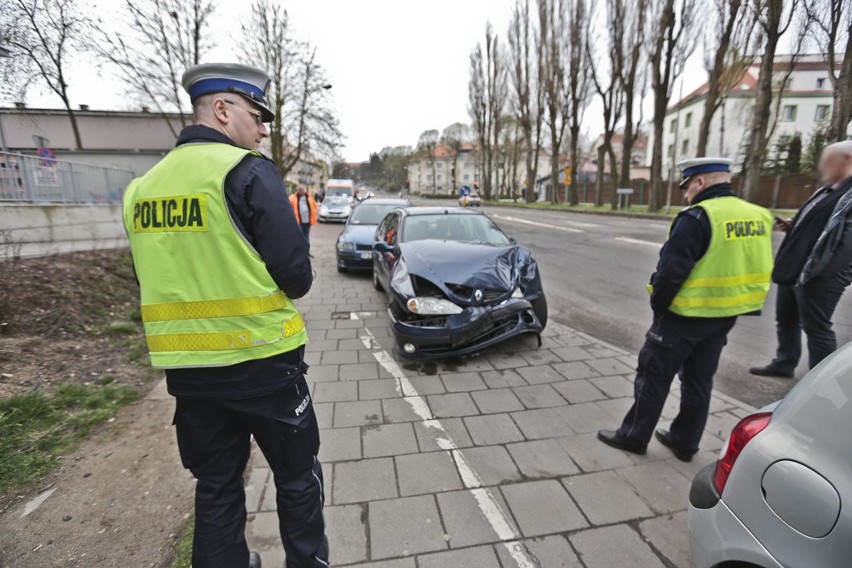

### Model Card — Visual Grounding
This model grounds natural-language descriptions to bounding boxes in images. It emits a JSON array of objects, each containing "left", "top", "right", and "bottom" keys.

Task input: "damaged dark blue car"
[{"left": 372, "top": 207, "right": 547, "bottom": 359}]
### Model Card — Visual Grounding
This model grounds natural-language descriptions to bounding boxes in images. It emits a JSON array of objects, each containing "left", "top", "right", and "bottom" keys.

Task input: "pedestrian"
[
  {"left": 122, "top": 62, "right": 328, "bottom": 568},
  {"left": 290, "top": 186, "right": 317, "bottom": 240},
  {"left": 316, "top": 187, "right": 326, "bottom": 204},
  {"left": 598, "top": 158, "right": 774, "bottom": 462},
  {"left": 751, "top": 140, "right": 852, "bottom": 378}
]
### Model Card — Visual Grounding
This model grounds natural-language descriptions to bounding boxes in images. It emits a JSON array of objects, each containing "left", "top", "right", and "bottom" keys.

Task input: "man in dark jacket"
[{"left": 751, "top": 140, "right": 852, "bottom": 378}]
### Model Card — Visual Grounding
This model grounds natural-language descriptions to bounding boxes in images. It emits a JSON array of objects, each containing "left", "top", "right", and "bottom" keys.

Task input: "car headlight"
[
  {"left": 337, "top": 241, "right": 355, "bottom": 252},
  {"left": 407, "top": 297, "right": 463, "bottom": 315},
  {"left": 512, "top": 287, "right": 524, "bottom": 298},
  {"left": 320, "top": 206, "right": 329, "bottom": 215},
  {"left": 342, "top": 206, "right": 352, "bottom": 215}
]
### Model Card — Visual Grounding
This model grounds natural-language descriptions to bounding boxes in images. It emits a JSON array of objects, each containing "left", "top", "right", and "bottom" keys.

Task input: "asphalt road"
[{"left": 396, "top": 199, "right": 852, "bottom": 408}]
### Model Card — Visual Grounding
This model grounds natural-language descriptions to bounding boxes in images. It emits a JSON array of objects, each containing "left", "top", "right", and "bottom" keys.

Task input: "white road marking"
[
  {"left": 492, "top": 214, "right": 583, "bottom": 234},
  {"left": 357, "top": 325, "right": 535, "bottom": 568},
  {"left": 21, "top": 487, "right": 57, "bottom": 518},
  {"left": 614, "top": 236, "right": 662, "bottom": 248}
]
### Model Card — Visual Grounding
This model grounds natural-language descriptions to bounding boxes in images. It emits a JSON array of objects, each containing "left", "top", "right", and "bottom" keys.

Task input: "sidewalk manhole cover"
[{"left": 331, "top": 312, "right": 352, "bottom": 320}]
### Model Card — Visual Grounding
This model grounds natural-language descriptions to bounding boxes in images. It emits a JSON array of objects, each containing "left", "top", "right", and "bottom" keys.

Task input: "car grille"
[
  {"left": 356, "top": 244, "right": 373, "bottom": 251},
  {"left": 404, "top": 316, "right": 449, "bottom": 328},
  {"left": 446, "top": 284, "right": 507, "bottom": 304}
]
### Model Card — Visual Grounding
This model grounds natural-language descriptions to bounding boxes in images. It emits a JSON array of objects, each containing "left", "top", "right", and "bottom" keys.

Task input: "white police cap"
[
  {"left": 182, "top": 63, "right": 274, "bottom": 122},
  {"left": 676, "top": 157, "right": 733, "bottom": 189}
]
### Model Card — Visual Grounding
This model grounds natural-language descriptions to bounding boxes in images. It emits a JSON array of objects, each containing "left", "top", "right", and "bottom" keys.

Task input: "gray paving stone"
[
  {"left": 396, "top": 451, "right": 463, "bottom": 495},
  {"left": 521, "top": 348, "right": 563, "bottom": 366},
  {"left": 557, "top": 433, "right": 637, "bottom": 472},
  {"left": 512, "top": 384, "right": 566, "bottom": 408},
  {"left": 551, "top": 361, "right": 599, "bottom": 380},
  {"left": 471, "top": 388, "right": 525, "bottom": 414},
  {"left": 436, "top": 489, "right": 514, "bottom": 547},
  {"left": 322, "top": 349, "right": 360, "bottom": 365},
  {"left": 259, "top": 479, "right": 277, "bottom": 511},
  {"left": 338, "top": 338, "right": 368, "bottom": 350},
  {"left": 358, "top": 379, "right": 400, "bottom": 400},
  {"left": 418, "top": 545, "right": 501, "bottom": 568},
  {"left": 480, "top": 369, "right": 528, "bottom": 388},
  {"left": 506, "top": 439, "right": 580, "bottom": 478},
  {"left": 586, "top": 357, "right": 634, "bottom": 376},
  {"left": 583, "top": 345, "right": 623, "bottom": 359},
  {"left": 381, "top": 397, "right": 429, "bottom": 422},
  {"left": 306, "top": 339, "right": 338, "bottom": 354},
  {"left": 318, "top": 427, "right": 361, "bottom": 463},
  {"left": 246, "top": 511, "right": 285, "bottom": 567},
  {"left": 617, "top": 460, "right": 692, "bottom": 514},
  {"left": 552, "top": 346, "right": 594, "bottom": 362},
  {"left": 314, "top": 380, "right": 359, "bottom": 402},
  {"left": 552, "top": 379, "right": 607, "bottom": 404},
  {"left": 457, "top": 445, "right": 523, "bottom": 485},
  {"left": 414, "top": 418, "right": 474, "bottom": 451},
  {"left": 441, "top": 372, "right": 488, "bottom": 392},
  {"left": 307, "top": 364, "right": 339, "bottom": 382},
  {"left": 511, "top": 407, "right": 572, "bottom": 439},
  {"left": 639, "top": 511, "right": 693, "bottom": 568},
  {"left": 563, "top": 470, "right": 654, "bottom": 525},
  {"left": 342, "top": 560, "right": 415, "bottom": 568},
  {"left": 589, "top": 375, "right": 635, "bottom": 398},
  {"left": 325, "top": 504, "right": 368, "bottom": 565},
  {"left": 407, "top": 375, "right": 446, "bottom": 395},
  {"left": 557, "top": 402, "right": 616, "bottom": 434},
  {"left": 334, "top": 400, "right": 383, "bottom": 428},
  {"left": 464, "top": 413, "right": 525, "bottom": 445},
  {"left": 516, "top": 364, "right": 568, "bottom": 385},
  {"left": 488, "top": 352, "right": 531, "bottom": 369},
  {"left": 427, "top": 392, "right": 479, "bottom": 418},
  {"left": 339, "top": 362, "right": 381, "bottom": 381},
  {"left": 245, "top": 467, "right": 269, "bottom": 514},
  {"left": 594, "top": 397, "right": 634, "bottom": 422},
  {"left": 333, "top": 458, "right": 398, "bottom": 504},
  {"left": 369, "top": 495, "right": 448, "bottom": 559},
  {"left": 501, "top": 480, "right": 587, "bottom": 536},
  {"left": 496, "top": 536, "right": 583, "bottom": 567},
  {"left": 570, "top": 524, "right": 667, "bottom": 568},
  {"left": 362, "top": 423, "right": 419, "bottom": 458},
  {"left": 327, "top": 328, "right": 359, "bottom": 340},
  {"left": 314, "top": 402, "right": 333, "bottom": 430}
]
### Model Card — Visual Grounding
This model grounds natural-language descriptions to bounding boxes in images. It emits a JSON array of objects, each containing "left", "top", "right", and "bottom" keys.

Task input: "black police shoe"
[
  {"left": 597, "top": 430, "right": 647, "bottom": 455},
  {"left": 249, "top": 551, "right": 262, "bottom": 568},
  {"left": 655, "top": 429, "right": 694, "bottom": 462},
  {"left": 749, "top": 365, "right": 794, "bottom": 379}
]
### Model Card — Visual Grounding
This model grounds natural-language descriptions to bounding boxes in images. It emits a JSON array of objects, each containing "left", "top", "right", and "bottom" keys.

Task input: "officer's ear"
[{"left": 210, "top": 97, "right": 230, "bottom": 125}]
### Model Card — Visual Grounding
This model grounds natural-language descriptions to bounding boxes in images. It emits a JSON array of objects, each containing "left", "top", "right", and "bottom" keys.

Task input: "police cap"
[
  {"left": 182, "top": 63, "right": 274, "bottom": 122},
  {"left": 677, "top": 157, "right": 732, "bottom": 190}
]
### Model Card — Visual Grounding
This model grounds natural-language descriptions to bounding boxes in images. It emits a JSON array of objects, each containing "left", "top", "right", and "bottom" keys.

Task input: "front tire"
[{"left": 532, "top": 294, "right": 548, "bottom": 329}]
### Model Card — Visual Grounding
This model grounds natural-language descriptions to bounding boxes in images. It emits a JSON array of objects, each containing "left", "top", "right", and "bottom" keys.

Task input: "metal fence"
[{"left": 0, "top": 151, "right": 135, "bottom": 204}]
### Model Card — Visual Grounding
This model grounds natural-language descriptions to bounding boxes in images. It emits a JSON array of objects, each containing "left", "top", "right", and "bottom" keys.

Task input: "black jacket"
[
  {"left": 164, "top": 126, "right": 313, "bottom": 399},
  {"left": 650, "top": 184, "right": 735, "bottom": 315},
  {"left": 772, "top": 178, "right": 852, "bottom": 285}
]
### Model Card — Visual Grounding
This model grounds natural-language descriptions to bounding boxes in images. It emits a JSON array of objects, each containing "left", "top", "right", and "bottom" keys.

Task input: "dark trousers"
[
  {"left": 300, "top": 224, "right": 311, "bottom": 240},
  {"left": 173, "top": 375, "right": 328, "bottom": 568},
  {"left": 771, "top": 273, "right": 852, "bottom": 373},
  {"left": 617, "top": 313, "right": 737, "bottom": 453}
]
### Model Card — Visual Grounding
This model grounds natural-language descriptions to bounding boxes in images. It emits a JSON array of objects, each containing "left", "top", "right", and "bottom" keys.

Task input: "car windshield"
[
  {"left": 349, "top": 204, "right": 398, "bottom": 225},
  {"left": 323, "top": 196, "right": 349, "bottom": 206},
  {"left": 402, "top": 214, "right": 511, "bottom": 245}
]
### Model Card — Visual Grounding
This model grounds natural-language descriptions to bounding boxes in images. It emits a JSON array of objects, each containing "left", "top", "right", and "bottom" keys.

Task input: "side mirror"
[
  {"left": 509, "top": 237, "right": 518, "bottom": 245},
  {"left": 373, "top": 241, "right": 393, "bottom": 253}
]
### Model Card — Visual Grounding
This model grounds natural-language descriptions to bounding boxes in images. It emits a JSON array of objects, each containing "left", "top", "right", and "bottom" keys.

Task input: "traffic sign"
[{"left": 37, "top": 147, "right": 57, "bottom": 167}]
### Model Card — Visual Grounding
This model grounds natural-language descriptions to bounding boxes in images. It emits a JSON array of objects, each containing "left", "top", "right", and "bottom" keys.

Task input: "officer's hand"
[{"left": 774, "top": 217, "right": 793, "bottom": 232}]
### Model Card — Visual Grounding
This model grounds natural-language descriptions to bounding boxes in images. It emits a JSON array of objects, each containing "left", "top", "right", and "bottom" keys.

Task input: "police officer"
[
  {"left": 598, "top": 158, "right": 774, "bottom": 462},
  {"left": 122, "top": 63, "right": 328, "bottom": 568}
]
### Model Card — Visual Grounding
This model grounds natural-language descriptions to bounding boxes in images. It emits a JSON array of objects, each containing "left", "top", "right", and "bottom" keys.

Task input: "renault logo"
[{"left": 474, "top": 289, "right": 483, "bottom": 301}]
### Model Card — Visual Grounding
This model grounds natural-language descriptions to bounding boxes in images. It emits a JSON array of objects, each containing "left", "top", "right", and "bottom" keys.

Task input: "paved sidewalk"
[{"left": 244, "top": 230, "right": 756, "bottom": 567}]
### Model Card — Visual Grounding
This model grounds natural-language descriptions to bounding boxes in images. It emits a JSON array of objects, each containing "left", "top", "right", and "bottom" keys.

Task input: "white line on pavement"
[
  {"left": 614, "top": 236, "right": 662, "bottom": 248},
  {"left": 491, "top": 214, "right": 584, "bottom": 234},
  {"left": 357, "top": 325, "right": 536, "bottom": 568}
]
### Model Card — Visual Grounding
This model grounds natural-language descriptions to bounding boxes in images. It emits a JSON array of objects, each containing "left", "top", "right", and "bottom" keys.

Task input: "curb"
[{"left": 484, "top": 202, "right": 677, "bottom": 222}]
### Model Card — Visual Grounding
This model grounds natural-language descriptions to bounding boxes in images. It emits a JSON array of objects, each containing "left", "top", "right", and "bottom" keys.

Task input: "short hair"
[{"left": 825, "top": 140, "right": 852, "bottom": 157}]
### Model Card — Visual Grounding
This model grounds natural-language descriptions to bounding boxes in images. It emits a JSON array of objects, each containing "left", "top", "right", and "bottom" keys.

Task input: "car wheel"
[
  {"left": 373, "top": 267, "right": 383, "bottom": 291},
  {"left": 532, "top": 294, "right": 548, "bottom": 329}
]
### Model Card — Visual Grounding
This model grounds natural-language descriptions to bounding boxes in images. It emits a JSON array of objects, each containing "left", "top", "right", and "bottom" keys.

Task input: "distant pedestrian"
[
  {"left": 598, "top": 158, "right": 774, "bottom": 462},
  {"left": 290, "top": 186, "right": 317, "bottom": 240},
  {"left": 750, "top": 140, "right": 852, "bottom": 378},
  {"left": 316, "top": 188, "right": 326, "bottom": 203}
]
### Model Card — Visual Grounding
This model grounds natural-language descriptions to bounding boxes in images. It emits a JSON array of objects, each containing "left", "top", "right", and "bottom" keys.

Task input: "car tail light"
[{"left": 713, "top": 412, "right": 773, "bottom": 495}]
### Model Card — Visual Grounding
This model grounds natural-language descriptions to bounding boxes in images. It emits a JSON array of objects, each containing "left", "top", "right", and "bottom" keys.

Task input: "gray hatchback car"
[{"left": 688, "top": 342, "right": 852, "bottom": 567}]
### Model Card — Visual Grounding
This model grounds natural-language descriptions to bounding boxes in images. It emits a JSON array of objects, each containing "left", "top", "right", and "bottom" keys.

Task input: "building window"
[
  {"left": 781, "top": 105, "right": 797, "bottom": 122},
  {"left": 426, "top": 174, "right": 432, "bottom": 181},
  {"left": 667, "top": 144, "right": 674, "bottom": 158},
  {"left": 685, "top": 112, "right": 692, "bottom": 128},
  {"left": 463, "top": 174, "right": 470, "bottom": 180},
  {"left": 437, "top": 186, "right": 443, "bottom": 191},
  {"left": 816, "top": 77, "right": 825, "bottom": 89},
  {"left": 437, "top": 174, "right": 442, "bottom": 181},
  {"left": 681, "top": 139, "right": 689, "bottom": 155},
  {"left": 669, "top": 119, "right": 678, "bottom": 133},
  {"left": 815, "top": 104, "right": 831, "bottom": 121}
]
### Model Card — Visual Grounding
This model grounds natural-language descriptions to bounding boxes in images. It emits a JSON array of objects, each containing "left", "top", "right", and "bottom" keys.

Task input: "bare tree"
[
  {"left": 468, "top": 45, "right": 488, "bottom": 192},
  {"left": 441, "top": 122, "right": 472, "bottom": 193},
  {"left": 564, "top": 0, "right": 594, "bottom": 205},
  {"left": 418, "top": 129, "right": 440, "bottom": 194},
  {"left": 1, "top": 0, "right": 90, "bottom": 149},
  {"left": 646, "top": 0, "right": 700, "bottom": 211},
  {"left": 696, "top": 0, "right": 757, "bottom": 155},
  {"left": 741, "top": 0, "right": 803, "bottom": 200},
  {"left": 804, "top": 0, "right": 851, "bottom": 142},
  {"left": 508, "top": 0, "right": 545, "bottom": 202},
  {"left": 539, "top": 0, "right": 567, "bottom": 204},
  {"left": 97, "top": 0, "right": 215, "bottom": 137},
  {"left": 242, "top": 0, "right": 341, "bottom": 179}
]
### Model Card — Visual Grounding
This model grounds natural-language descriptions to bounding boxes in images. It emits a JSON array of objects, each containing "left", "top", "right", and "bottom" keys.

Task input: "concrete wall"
[{"left": 0, "top": 203, "right": 127, "bottom": 259}]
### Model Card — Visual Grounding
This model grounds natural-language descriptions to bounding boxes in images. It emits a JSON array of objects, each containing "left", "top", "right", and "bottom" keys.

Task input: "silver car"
[{"left": 688, "top": 342, "right": 852, "bottom": 567}]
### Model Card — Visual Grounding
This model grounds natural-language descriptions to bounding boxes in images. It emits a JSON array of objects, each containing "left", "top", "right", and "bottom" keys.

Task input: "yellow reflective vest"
[
  {"left": 666, "top": 196, "right": 774, "bottom": 318},
  {"left": 122, "top": 142, "right": 308, "bottom": 368}
]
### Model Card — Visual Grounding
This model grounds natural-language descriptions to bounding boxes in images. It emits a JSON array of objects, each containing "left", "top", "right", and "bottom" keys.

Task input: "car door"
[{"left": 375, "top": 212, "right": 400, "bottom": 289}]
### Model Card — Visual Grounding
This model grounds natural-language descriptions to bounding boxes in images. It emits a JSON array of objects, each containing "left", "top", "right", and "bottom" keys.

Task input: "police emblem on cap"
[{"left": 181, "top": 62, "right": 275, "bottom": 122}]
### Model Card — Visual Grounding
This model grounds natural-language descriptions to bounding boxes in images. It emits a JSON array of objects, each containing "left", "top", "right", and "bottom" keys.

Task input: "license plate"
[{"left": 360, "top": 252, "right": 372, "bottom": 259}]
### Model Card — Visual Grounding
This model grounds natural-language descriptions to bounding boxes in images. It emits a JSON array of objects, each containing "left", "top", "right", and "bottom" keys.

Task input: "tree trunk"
[
  {"left": 60, "top": 94, "right": 83, "bottom": 150},
  {"left": 594, "top": 145, "right": 606, "bottom": 206},
  {"left": 742, "top": 36, "right": 778, "bottom": 201},
  {"left": 608, "top": 145, "right": 619, "bottom": 209},
  {"left": 827, "top": 35, "right": 852, "bottom": 142},
  {"left": 569, "top": 126, "right": 581, "bottom": 206},
  {"left": 550, "top": 123, "right": 560, "bottom": 205},
  {"left": 648, "top": 88, "right": 668, "bottom": 211}
]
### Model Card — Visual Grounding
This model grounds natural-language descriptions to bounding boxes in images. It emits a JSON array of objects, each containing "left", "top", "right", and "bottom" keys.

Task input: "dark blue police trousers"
[
  {"left": 616, "top": 313, "right": 737, "bottom": 454},
  {"left": 173, "top": 374, "right": 328, "bottom": 568}
]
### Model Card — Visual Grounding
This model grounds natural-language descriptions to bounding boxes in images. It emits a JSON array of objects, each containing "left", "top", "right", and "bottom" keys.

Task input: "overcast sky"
[{"left": 20, "top": 0, "right": 712, "bottom": 162}]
